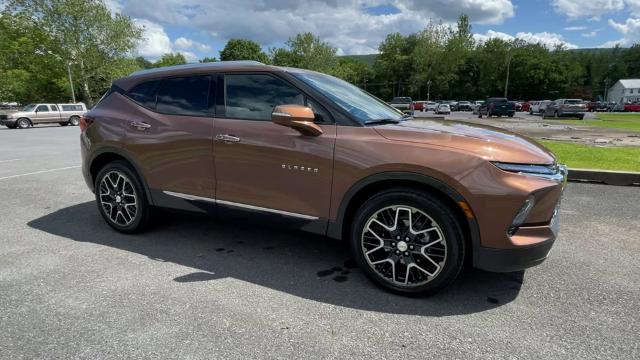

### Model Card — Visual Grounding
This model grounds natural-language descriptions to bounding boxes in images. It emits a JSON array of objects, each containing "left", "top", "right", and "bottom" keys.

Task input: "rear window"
[
  {"left": 565, "top": 99, "right": 582, "bottom": 104},
  {"left": 156, "top": 76, "right": 211, "bottom": 116},
  {"left": 61, "top": 105, "right": 83, "bottom": 111},
  {"left": 127, "top": 80, "right": 160, "bottom": 108}
]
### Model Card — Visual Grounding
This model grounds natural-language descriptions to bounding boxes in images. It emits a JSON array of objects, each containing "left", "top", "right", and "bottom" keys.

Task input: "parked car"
[
  {"left": 413, "top": 101, "right": 426, "bottom": 112},
  {"left": 624, "top": 102, "right": 640, "bottom": 112},
  {"left": 477, "top": 98, "right": 516, "bottom": 118},
  {"left": 587, "top": 101, "right": 608, "bottom": 112},
  {"left": 448, "top": 101, "right": 459, "bottom": 111},
  {"left": 435, "top": 103, "right": 451, "bottom": 115},
  {"left": 529, "top": 100, "right": 552, "bottom": 115},
  {"left": 0, "top": 103, "right": 87, "bottom": 129},
  {"left": 458, "top": 101, "right": 472, "bottom": 111},
  {"left": 543, "top": 99, "right": 587, "bottom": 120},
  {"left": 520, "top": 102, "right": 531, "bottom": 113},
  {"left": 515, "top": 102, "right": 523, "bottom": 112},
  {"left": 81, "top": 61, "right": 566, "bottom": 295},
  {"left": 472, "top": 101, "right": 484, "bottom": 115},
  {"left": 389, "top": 97, "right": 414, "bottom": 115},
  {"left": 425, "top": 101, "right": 438, "bottom": 112}
]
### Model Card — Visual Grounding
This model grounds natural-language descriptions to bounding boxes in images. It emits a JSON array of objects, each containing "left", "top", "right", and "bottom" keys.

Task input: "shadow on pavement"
[{"left": 28, "top": 201, "right": 524, "bottom": 317}]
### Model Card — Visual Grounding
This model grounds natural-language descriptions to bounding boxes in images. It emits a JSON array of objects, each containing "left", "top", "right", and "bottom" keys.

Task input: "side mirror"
[{"left": 272, "top": 104, "right": 323, "bottom": 137}]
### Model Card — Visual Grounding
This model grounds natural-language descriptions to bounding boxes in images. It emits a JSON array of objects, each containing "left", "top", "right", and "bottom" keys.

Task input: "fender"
[
  {"left": 326, "top": 171, "right": 481, "bottom": 261},
  {"left": 87, "top": 146, "right": 156, "bottom": 206}
]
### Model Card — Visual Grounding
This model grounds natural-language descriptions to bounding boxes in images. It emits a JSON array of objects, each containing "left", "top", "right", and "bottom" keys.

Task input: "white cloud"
[
  {"left": 134, "top": 18, "right": 173, "bottom": 59},
  {"left": 605, "top": 17, "right": 640, "bottom": 46},
  {"left": 564, "top": 26, "right": 587, "bottom": 31},
  {"left": 581, "top": 31, "right": 598, "bottom": 37},
  {"left": 474, "top": 30, "right": 578, "bottom": 49},
  {"left": 118, "top": 0, "right": 515, "bottom": 55},
  {"left": 552, "top": 0, "right": 625, "bottom": 19},
  {"left": 628, "top": 0, "right": 640, "bottom": 14},
  {"left": 174, "top": 37, "right": 212, "bottom": 52}
]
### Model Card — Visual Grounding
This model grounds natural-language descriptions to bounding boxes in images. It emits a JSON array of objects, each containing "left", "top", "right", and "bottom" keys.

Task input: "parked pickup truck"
[
  {"left": 0, "top": 103, "right": 87, "bottom": 129},
  {"left": 389, "top": 97, "right": 414, "bottom": 115},
  {"left": 477, "top": 98, "right": 516, "bottom": 118}
]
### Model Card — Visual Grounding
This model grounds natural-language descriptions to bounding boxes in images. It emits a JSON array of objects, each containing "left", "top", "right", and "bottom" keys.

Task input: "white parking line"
[
  {"left": 0, "top": 159, "right": 22, "bottom": 163},
  {"left": 0, "top": 165, "right": 81, "bottom": 181}
]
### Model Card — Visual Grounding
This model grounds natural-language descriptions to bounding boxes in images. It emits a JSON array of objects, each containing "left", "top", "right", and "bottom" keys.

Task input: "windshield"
[
  {"left": 292, "top": 72, "right": 404, "bottom": 123},
  {"left": 21, "top": 104, "right": 36, "bottom": 112}
]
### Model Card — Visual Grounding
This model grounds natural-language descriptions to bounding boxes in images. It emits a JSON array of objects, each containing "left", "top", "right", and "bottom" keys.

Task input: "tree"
[
  {"left": 0, "top": 12, "right": 68, "bottom": 103},
  {"left": 219, "top": 39, "right": 268, "bottom": 63},
  {"left": 271, "top": 33, "right": 337, "bottom": 72},
  {"left": 199, "top": 56, "right": 217, "bottom": 63},
  {"left": 6, "top": 0, "right": 143, "bottom": 106},
  {"left": 134, "top": 56, "right": 153, "bottom": 69},
  {"left": 329, "top": 57, "right": 373, "bottom": 86},
  {"left": 153, "top": 53, "right": 187, "bottom": 68}
]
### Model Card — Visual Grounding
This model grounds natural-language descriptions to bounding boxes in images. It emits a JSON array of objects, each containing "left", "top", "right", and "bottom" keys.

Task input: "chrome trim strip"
[
  {"left": 162, "top": 191, "right": 319, "bottom": 220},
  {"left": 163, "top": 191, "right": 216, "bottom": 203}
]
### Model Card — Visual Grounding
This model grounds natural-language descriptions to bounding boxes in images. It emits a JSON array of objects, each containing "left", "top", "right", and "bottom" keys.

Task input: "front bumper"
[{"left": 0, "top": 118, "right": 16, "bottom": 126}]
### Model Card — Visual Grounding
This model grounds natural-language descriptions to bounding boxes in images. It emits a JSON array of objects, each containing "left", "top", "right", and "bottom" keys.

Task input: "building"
[{"left": 607, "top": 79, "right": 640, "bottom": 104}]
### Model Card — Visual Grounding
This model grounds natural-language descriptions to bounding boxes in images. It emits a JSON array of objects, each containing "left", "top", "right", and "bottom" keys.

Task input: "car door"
[
  {"left": 123, "top": 75, "right": 216, "bottom": 211},
  {"left": 49, "top": 104, "right": 61, "bottom": 123},
  {"left": 33, "top": 104, "right": 51, "bottom": 124},
  {"left": 213, "top": 73, "right": 336, "bottom": 225}
]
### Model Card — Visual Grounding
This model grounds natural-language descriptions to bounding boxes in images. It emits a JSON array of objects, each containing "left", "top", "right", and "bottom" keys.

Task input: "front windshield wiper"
[{"left": 364, "top": 119, "right": 402, "bottom": 125}]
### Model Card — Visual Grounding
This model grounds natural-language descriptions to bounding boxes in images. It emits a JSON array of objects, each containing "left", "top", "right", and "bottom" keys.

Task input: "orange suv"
[{"left": 81, "top": 61, "right": 567, "bottom": 295}]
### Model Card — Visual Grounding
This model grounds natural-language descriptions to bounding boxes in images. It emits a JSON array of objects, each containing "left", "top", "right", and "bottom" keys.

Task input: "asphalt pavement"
[{"left": 1, "top": 125, "right": 638, "bottom": 359}]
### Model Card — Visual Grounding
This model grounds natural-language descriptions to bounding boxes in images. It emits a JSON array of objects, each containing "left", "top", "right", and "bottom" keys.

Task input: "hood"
[{"left": 374, "top": 119, "right": 555, "bottom": 165}]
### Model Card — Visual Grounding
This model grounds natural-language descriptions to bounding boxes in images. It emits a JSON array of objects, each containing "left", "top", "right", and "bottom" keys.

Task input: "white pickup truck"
[{"left": 0, "top": 103, "right": 87, "bottom": 129}]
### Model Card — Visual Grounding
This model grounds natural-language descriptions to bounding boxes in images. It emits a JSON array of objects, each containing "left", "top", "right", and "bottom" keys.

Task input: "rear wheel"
[
  {"left": 17, "top": 118, "right": 30, "bottom": 129},
  {"left": 350, "top": 188, "right": 465, "bottom": 295},
  {"left": 95, "top": 160, "right": 152, "bottom": 233},
  {"left": 68, "top": 116, "right": 80, "bottom": 126}
]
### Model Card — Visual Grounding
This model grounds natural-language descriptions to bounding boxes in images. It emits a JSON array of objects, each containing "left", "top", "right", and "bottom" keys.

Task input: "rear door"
[
  {"left": 123, "top": 75, "right": 216, "bottom": 210},
  {"left": 213, "top": 72, "right": 336, "bottom": 223}
]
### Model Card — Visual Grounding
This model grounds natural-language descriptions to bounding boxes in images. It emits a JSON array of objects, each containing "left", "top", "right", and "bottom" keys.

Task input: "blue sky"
[{"left": 104, "top": 0, "right": 640, "bottom": 61}]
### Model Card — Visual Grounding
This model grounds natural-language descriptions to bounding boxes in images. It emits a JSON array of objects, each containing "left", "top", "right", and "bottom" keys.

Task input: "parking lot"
[{"left": 1, "top": 125, "right": 639, "bottom": 359}]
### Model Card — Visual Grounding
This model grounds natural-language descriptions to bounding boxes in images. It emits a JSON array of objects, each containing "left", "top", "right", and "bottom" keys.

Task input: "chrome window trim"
[{"left": 162, "top": 191, "right": 319, "bottom": 220}]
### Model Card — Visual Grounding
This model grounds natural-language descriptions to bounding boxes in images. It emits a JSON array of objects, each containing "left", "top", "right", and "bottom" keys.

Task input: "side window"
[
  {"left": 156, "top": 76, "right": 211, "bottom": 116},
  {"left": 127, "top": 80, "right": 160, "bottom": 109},
  {"left": 225, "top": 74, "right": 304, "bottom": 121},
  {"left": 306, "top": 98, "right": 330, "bottom": 123},
  {"left": 50, "top": 105, "right": 58, "bottom": 111},
  {"left": 36, "top": 105, "right": 49, "bottom": 112}
]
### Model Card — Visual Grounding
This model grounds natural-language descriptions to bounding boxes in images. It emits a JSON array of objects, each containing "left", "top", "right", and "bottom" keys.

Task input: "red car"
[
  {"left": 521, "top": 102, "right": 531, "bottom": 113},
  {"left": 624, "top": 103, "right": 640, "bottom": 112}
]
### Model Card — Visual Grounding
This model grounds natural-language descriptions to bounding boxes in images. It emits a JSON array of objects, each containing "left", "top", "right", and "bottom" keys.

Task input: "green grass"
[
  {"left": 558, "top": 113, "right": 640, "bottom": 132},
  {"left": 540, "top": 140, "right": 640, "bottom": 172}
]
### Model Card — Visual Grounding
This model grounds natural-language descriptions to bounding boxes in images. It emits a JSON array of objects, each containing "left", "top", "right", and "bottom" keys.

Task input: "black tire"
[
  {"left": 94, "top": 160, "right": 152, "bottom": 233},
  {"left": 17, "top": 118, "right": 30, "bottom": 129},
  {"left": 68, "top": 116, "right": 80, "bottom": 126},
  {"left": 350, "top": 188, "right": 465, "bottom": 295},
  {"left": 508, "top": 113, "right": 514, "bottom": 118},
  {"left": 578, "top": 115, "right": 584, "bottom": 120},
  {"left": 554, "top": 111, "right": 559, "bottom": 118},
  {"left": 6, "top": 124, "right": 17, "bottom": 129},
  {"left": 59, "top": 122, "right": 69, "bottom": 126}
]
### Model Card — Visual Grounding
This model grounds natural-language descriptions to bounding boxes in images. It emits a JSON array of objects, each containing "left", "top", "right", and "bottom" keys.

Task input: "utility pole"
[
  {"left": 427, "top": 80, "right": 432, "bottom": 101},
  {"left": 603, "top": 78, "right": 609, "bottom": 102},
  {"left": 67, "top": 62, "right": 76, "bottom": 103},
  {"left": 504, "top": 48, "right": 512, "bottom": 98}
]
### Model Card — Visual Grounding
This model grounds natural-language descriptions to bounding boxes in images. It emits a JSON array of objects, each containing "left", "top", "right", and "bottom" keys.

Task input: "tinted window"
[
  {"left": 156, "top": 76, "right": 211, "bottom": 116},
  {"left": 61, "top": 105, "right": 83, "bottom": 111},
  {"left": 225, "top": 74, "right": 304, "bottom": 121},
  {"left": 36, "top": 105, "right": 49, "bottom": 112},
  {"left": 50, "top": 105, "right": 58, "bottom": 111},
  {"left": 127, "top": 80, "right": 160, "bottom": 108}
]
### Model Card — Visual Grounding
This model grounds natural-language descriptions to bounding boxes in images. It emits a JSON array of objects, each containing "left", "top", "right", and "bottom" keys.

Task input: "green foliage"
[
  {"left": 219, "top": 39, "right": 268, "bottom": 63},
  {"left": 5, "top": 0, "right": 143, "bottom": 105},
  {"left": 199, "top": 56, "right": 217, "bottom": 63},
  {"left": 271, "top": 33, "right": 337, "bottom": 72},
  {"left": 153, "top": 53, "right": 187, "bottom": 68}
]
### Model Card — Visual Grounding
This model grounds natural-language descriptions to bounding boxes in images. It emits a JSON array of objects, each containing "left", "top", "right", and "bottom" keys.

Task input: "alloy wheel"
[
  {"left": 361, "top": 205, "right": 447, "bottom": 287},
  {"left": 99, "top": 170, "right": 138, "bottom": 226}
]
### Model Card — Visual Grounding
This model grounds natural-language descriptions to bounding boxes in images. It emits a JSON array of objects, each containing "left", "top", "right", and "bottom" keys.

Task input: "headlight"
[{"left": 492, "top": 162, "right": 567, "bottom": 183}]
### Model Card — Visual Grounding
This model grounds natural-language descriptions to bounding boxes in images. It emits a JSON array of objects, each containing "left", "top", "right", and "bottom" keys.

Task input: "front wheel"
[
  {"left": 69, "top": 116, "right": 80, "bottom": 126},
  {"left": 95, "top": 160, "right": 152, "bottom": 233},
  {"left": 350, "top": 189, "right": 465, "bottom": 295},
  {"left": 17, "top": 118, "right": 30, "bottom": 129}
]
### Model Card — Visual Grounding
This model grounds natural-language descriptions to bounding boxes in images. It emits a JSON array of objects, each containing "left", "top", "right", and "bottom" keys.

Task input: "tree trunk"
[{"left": 78, "top": 60, "right": 94, "bottom": 106}]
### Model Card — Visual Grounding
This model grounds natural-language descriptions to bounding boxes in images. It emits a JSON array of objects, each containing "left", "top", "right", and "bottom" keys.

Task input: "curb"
[{"left": 568, "top": 168, "right": 640, "bottom": 186}]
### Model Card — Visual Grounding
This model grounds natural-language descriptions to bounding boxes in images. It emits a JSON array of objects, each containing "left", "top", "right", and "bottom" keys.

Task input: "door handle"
[
  {"left": 130, "top": 121, "right": 151, "bottom": 131},
  {"left": 215, "top": 134, "right": 241, "bottom": 143}
]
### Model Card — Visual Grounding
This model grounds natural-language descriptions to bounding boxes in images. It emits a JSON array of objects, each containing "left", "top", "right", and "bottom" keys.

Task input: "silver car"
[{"left": 0, "top": 103, "right": 87, "bottom": 129}]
